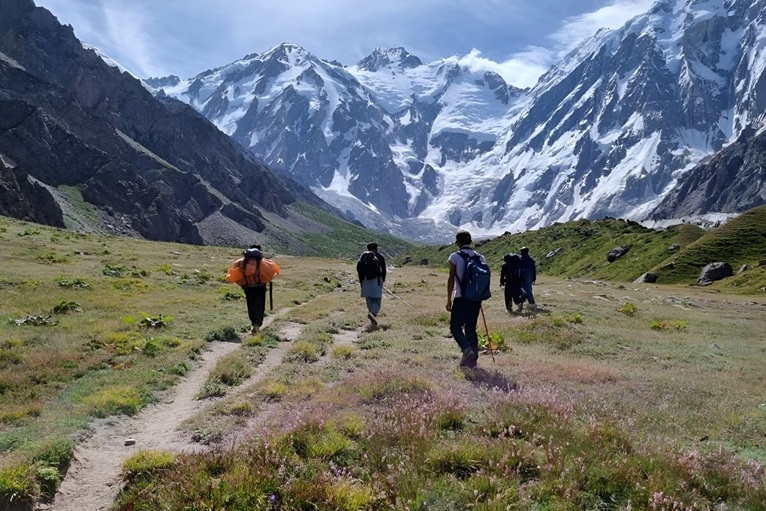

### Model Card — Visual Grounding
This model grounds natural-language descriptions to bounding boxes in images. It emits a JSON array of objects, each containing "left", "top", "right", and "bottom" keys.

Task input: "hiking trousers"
[
  {"left": 450, "top": 298, "right": 481, "bottom": 354},
  {"left": 243, "top": 285, "right": 267, "bottom": 327},
  {"left": 521, "top": 279, "right": 535, "bottom": 305},
  {"left": 365, "top": 297, "right": 381, "bottom": 316}
]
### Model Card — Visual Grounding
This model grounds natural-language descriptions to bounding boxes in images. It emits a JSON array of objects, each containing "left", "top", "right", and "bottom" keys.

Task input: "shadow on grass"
[{"left": 462, "top": 367, "right": 518, "bottom": 392}]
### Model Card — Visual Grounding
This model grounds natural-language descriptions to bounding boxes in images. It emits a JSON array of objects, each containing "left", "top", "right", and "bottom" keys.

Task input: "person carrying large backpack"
[
  {"left": 225, "top": 244, "right": 280, "bottom": 334},
  {"left": 500, "top": 252, "right": 526, "bottom": 313},
  {"left": 356, "top": 242, "right": 386, "bottom": 325},
  {"left": 446, "top": 230, "right": 491, "bottom": 369}
]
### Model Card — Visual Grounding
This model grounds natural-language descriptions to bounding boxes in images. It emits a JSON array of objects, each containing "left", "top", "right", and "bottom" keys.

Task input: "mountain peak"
[{"left": 356, "top": 47, "right": 422, "bottom": 72}]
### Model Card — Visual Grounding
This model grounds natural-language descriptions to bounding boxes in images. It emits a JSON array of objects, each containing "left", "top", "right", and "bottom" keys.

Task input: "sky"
[{"left": 34, "top": 0, "right": 656, "bottom": 89}]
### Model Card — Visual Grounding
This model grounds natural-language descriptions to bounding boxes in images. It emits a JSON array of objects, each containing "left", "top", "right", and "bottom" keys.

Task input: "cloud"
[
  {"left": 99, "top": 3, "right": 166, "bottom": 77},
  {"left": 456, "top": 48, "right": 552, "bottom": 90},
  {"left": 493, "top": 0, "right": 656, "bottom": 88},
  {"left": 550, "top": 0, "right": 656, "bottom": 53}
]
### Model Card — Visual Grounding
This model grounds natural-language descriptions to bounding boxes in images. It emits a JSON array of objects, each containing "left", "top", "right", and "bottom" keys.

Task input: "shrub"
[
  {"left": 10, "top": 315, "right": 57, "bottom": 326},
  {"left": 32, "top": 437, "right": 75, "bottom": 471},
  {"left": 204, "top": 326, "right": 239, "bottom": 342},
  {"left": 52, "top": 301, "right": 81, "bottom": 314},
  {"left": 617, "top": 302, "right": 638, "bottom": 315},
  {"left": 650, "top": 319, "right": 688, "bottom": 331},
  {"left": 56, "top": 276, "right": 90, "bottom": 289},
  {"left": 35, "top": 466, "right": 61, "bottom": 497},
  {"left": 138, "top": 313, "right": 172, "bottom": 329},
  {"left": 478, "top": 331, "right": 507, "bottom": 352}
]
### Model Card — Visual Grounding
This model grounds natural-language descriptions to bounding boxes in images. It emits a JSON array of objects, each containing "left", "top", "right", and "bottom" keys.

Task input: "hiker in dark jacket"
[
  {"left": 357, "top": 242, "right": 386, "bottom": 325},
  {"left": 500, "top": 253, "right": 526, "bottom": 313},
  {"left": 446, "top": 230, "right": 486, "bottom": 369},
  {"left": 520, "top": 247, "right": 537, "bottom": 310}
]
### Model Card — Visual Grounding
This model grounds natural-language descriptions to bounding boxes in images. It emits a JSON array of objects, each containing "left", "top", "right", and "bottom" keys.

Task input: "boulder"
[
  {"left": 697, "top": 262, "right": 733, "bottom": 286},
  {"left": 607, "top": 246, "right": 630, "bottom": 263},
  {"left": 419, "top": 258, "right": 429, "bottom": 265},
  {"left": 738, "top": 264, "right": 749, "bottom": 274},
  {"left": 634, "top": 272, "right": 657, "bottom": 284},
  {"left": 668, "top": 244, "right": 680, "bottom": 252},
  {"left": 546, "top": 247, "right": 563, "bottom": 258}
]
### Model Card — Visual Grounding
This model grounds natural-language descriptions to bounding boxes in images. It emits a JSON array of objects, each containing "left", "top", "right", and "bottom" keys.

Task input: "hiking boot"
[
  {"left": 250, "top": 323, "right": 260, "bottom": 334},
  {"left": 459, "top": 349, "right": 478, "bottom": 368},
  {"left": 528, "top": 303, "right": 538, "bottom": 311},
  {"left": 367, "top": 312, "right": 378, "bottom": 325},
  {"left": 515, "top": 303, "right": 523, "bottom": 312}
]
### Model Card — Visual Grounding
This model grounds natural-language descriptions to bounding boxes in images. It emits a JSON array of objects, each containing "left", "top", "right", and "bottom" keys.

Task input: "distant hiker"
[
  {"left": 500, "top": 252, "right": 526, "bottom": 313},
  {"left": 357, "top": 242, "right": 386, "bottom": 325},
  {"left": 520, "top": 246, "right": 537, "bottom": 310},
  {"left": 446, "top": 230, "right": 491, "bottom": 369},
  {"left": 225, "top": 244, "right": 280, "bottom": 334}
]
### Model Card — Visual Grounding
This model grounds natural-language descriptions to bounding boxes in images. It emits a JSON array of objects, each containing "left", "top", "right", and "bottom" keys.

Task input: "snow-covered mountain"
[{"left": 148, "top": 0, "right": 766, "bottom": 242}]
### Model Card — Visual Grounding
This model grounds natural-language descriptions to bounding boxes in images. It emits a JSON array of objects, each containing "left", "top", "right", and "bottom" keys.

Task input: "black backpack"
[
  {"left": 358, "top": 251, "right": 381, "bottom": 280},
  {"left": 503, "top": 253, "right": 524, "bottom": 283},
  {"left": 457, "top": 251, "right": 492, "bottom": 302}
]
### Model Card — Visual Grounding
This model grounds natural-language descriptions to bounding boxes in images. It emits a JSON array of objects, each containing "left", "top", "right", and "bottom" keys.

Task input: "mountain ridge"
[{"left": 150, "top": 0, "right": 766, "bottom": 243}]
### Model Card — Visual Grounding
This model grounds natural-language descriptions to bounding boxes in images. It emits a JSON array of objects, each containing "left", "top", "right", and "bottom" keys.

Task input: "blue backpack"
[{"left": 457, "top": 250, "right": 492, "bottom": 302}]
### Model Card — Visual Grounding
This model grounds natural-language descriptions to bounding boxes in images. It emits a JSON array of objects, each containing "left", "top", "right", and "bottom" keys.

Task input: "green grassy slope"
[
  {"left": 399, "top": 206, "right": 766, "bottom": 293},
  {"left": 650, "top": 206, "right": 766, "bottom": 286}
]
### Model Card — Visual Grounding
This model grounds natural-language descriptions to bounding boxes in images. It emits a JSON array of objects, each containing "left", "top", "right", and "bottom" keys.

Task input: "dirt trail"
[{"left": 49, "top": 315, "right": 297, "bottom": 511}]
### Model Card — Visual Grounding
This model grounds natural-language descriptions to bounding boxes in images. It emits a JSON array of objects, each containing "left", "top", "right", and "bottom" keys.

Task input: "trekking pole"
[
  {"left": 383, "top": 286, "right": 415, "bottom": 310},
  {"left": 480, "top": 305, "right": 496, "bottom": 365},
  {"left": 269, "top": 282, "right": 273, "bottom": 311}
]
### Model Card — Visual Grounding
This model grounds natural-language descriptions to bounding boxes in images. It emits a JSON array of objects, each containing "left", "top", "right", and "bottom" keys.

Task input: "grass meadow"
[{"left": 0, "top": 216, "right": 765, "bottom": 510}]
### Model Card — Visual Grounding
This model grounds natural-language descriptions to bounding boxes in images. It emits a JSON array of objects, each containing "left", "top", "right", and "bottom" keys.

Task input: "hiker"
[
  {"left": 357, "top": 242, "right": 386, "bottom": 325},
  {"left": 520, "top": 246, "right": 537, "bottom": 310},
  {"left": 446, "top": 230, "right": 490, "bottom": 368},
  {"left": 225, "top": 244, "right": 280, "bottom": 334},
  {"left": 500, "top": 252, "right": 526, "bottom": 313}
]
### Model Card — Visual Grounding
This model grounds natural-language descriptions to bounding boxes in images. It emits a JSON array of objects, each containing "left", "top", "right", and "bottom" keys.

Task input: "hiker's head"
[
  {"left": 250, "top": 243, "right": 262, "bottom": 250},
  {"left": 520, "top": 246, "right": 529, "bottom": 255},
  {"left": 455, "top": 230, "right": 472, "bottom": 246},
  {"left": 367, "top": 242, "right": 378, "bottom": 252}
]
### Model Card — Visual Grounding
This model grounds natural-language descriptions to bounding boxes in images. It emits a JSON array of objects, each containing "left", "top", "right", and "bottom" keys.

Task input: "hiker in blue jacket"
[
  {"left": 520, "top": 246, "right": 537, "bottom": 310},
  {"left": 357, "top": 242, "right": 386, "bottom": 325}
]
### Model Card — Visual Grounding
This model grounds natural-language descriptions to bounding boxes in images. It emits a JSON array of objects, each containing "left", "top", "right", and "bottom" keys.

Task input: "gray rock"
[
  {"left": 607, "top": 246, "right": 630, "bottom": 263},
  {"left": 697, "top": 262, "right": 733, "bottom": 286},
  {"left": 634, "top": 272, "right": 657, "bottom": 283}
]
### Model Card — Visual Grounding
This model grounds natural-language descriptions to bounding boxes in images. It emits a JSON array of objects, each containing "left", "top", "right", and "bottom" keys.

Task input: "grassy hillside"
[
  {"left": 650, "top": 206, "right": 766, "bottom": 286},
  {"left": 1, "top": 215, "right": 765, "bottom": 510},
  {"left": 400, "top": 207, "right": 766, "bottom": 293}
]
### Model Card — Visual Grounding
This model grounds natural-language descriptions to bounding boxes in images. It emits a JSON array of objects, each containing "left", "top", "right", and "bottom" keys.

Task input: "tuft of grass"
[
  {"left": 82, "top": 386, "right": 143, "bottom": 417},
  {"left": 122, "top": 450, "right": 177, "bottom": 480},
  {"left": 0, "top": 464, "right": 37, "bottom": 507},
  {"left": 260, "top": 381, "right": 287, "bottom": 401},
  {"left": 332, "top": 345, "right": 356, "bottom": 360},
  {"left": 284, "top": 340, "right": 320, "bottom": 363},
  {"left": 198, "top": 351, "right": 251, "bottom": 398},
  {"left": 356, "top": 373, "right": 432, "bottom": 403}
]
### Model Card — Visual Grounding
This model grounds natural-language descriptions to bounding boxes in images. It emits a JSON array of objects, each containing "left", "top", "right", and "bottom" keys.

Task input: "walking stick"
[
  {"left": 480, "top": 305, "right": 496, "bottom": 364},
  {"left": 383, "top": 286, "right": 415, "bottom": 310},
  {"left": 269, "top": 282, "right": 273, "bottom": 311}
]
